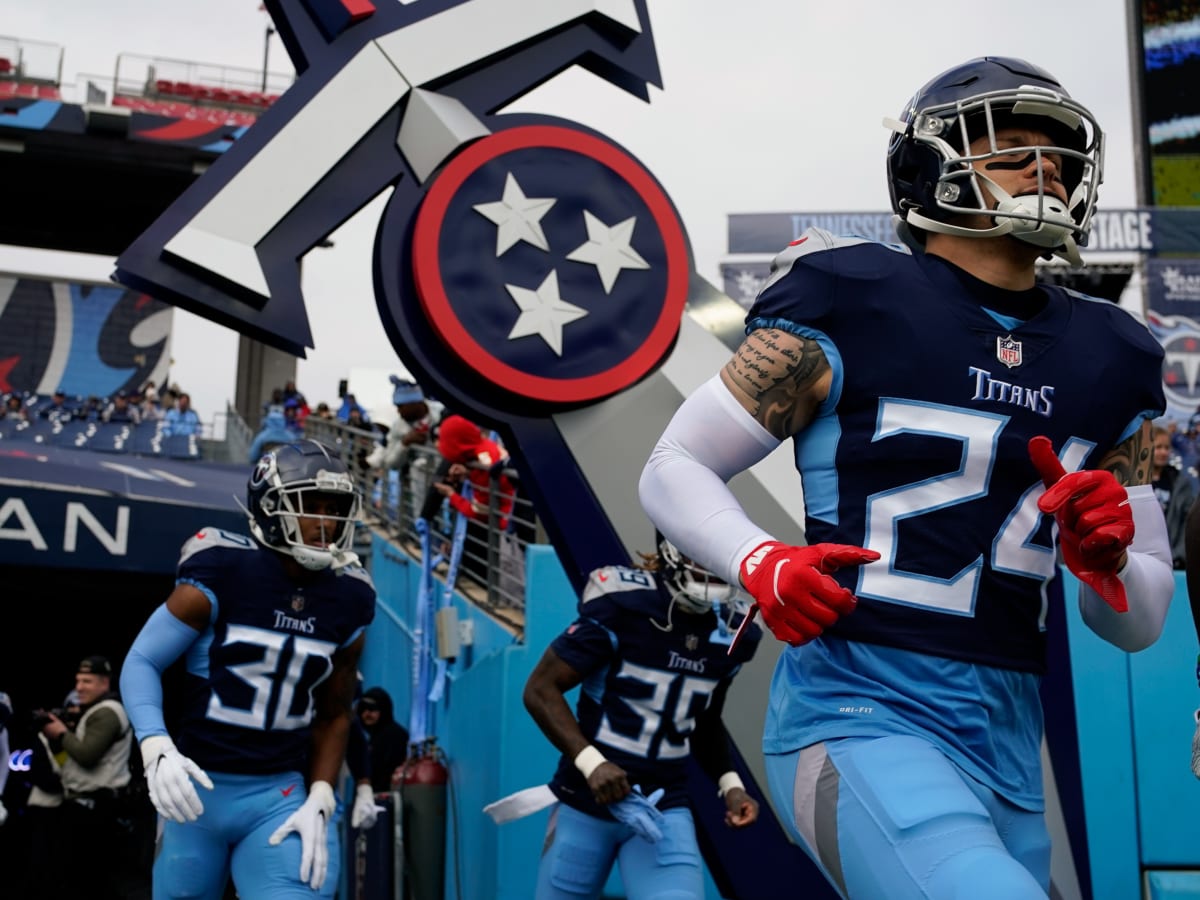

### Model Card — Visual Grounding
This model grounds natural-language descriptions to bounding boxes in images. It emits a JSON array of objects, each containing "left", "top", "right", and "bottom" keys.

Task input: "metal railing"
[{"left": 303, "top": 418, "right": 540, "bottom": 633}]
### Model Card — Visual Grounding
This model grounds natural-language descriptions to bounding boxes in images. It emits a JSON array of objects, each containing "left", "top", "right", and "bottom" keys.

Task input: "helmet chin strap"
[
  {"left": 978, "top": 172, "right": 1083, "bottom": 265},
  {"left": 907, "top": 171, "right": 1082, "bottom": 266}
]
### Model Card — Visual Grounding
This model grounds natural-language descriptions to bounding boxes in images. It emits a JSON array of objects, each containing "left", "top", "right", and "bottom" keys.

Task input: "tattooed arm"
[
  {"left": 719, "top": 328, "right": 833, "bottom": 440},
  {"left": 1093, "top": 419, "right": 1154, "bottom": 487},
  {"left": 638, "top": 330, "right": 834, "bottom": 585},
  {"left": 1078, "top": 417, "right": 1174, "bottom": 651}
]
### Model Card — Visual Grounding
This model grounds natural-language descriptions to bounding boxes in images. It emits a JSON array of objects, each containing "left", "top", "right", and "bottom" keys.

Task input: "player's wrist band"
[
  {"left": 717, "top": 771, "right": 745, "bottom": 798},
  {"left": 574, "top": 745, "right": 607, "bottom": 780}
]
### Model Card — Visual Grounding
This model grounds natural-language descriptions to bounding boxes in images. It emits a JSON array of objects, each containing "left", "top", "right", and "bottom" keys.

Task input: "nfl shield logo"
[
  {"left": 685, "top": 635, "right": 698, "bottom": 651},
  {"left": 291, "top": 595, "right": 305, "bottom": 613},
  {"left": 996, "top": 335, "right": 1022, "bottom": 368}
]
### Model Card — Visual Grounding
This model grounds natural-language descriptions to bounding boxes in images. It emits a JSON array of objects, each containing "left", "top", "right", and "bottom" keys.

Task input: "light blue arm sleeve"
[{"left": 121, "top": 604, "right": 201, "bottom": 740}]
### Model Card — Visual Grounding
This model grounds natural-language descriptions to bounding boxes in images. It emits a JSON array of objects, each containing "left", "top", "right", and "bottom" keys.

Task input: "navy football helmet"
[
  {"left": 656, "top": 531, "right": 738, "bottom": 614},
  {"left": 246, "top": 439, "right": 361, "bottom": 570},
  {"left": 885, "top": 56, "right": 1103, "bottom": 264}
]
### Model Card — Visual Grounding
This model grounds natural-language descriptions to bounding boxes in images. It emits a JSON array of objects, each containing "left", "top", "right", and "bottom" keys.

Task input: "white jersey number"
[{"left": 857, "top": 399, "right": 1090, "bottom": 617}]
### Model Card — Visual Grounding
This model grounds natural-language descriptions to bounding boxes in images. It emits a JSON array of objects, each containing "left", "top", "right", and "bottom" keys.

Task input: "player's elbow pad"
[{"left": 1080, "top": 485, "right": 1174, "bottom": 652}]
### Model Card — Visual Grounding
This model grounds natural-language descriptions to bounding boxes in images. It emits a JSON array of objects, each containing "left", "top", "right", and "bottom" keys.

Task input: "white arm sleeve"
[
  {"left": 1079, "top": 484, "right": 1174, "bottom": 652},
  {"left": 639, "top": 374, "right": 782, "bottom": 585}
]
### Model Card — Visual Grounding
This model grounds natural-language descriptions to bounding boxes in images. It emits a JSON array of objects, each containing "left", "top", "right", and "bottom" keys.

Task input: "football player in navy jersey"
[
  {"left": 121, "top": 439, "right": 376, "bottom": 899},
  {"left": 640, "top": 57, "right": 1174, "bottom": 899},
  {"left": 522, "top": 534, "right": 761, "bottom": 900}
]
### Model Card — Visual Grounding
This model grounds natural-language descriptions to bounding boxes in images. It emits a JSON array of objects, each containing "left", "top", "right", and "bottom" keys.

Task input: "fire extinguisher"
[{"left": 393, "top": 737, "right": 447, "bottom": 900}]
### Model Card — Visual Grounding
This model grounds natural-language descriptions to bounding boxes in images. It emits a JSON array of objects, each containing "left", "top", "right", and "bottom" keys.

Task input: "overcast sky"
[{"left": 0, "top": 0, "right": 1143, "bottom": 424}]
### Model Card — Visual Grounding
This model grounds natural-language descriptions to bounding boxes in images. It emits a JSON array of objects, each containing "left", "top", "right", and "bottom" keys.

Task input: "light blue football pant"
[
  {"left": 536, "top": 802, "right": 704, "bottom": 900},
  {"left": 153, "top": 770, "right": 342, "bottom": 900},
  {"left": 765, "top": 735, "right": 1051, "bottom": 900}
]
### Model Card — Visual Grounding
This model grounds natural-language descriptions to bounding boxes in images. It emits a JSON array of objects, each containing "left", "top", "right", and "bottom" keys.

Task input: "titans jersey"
[
  {"left": 547, "top": 565, "right": 760, "bottom": 820},
  {"left": 172, "top": 528, "right": 376, "bottom": 775},
  {"left": 748, "top": 228, "right": 1164, "bottom": 674}
]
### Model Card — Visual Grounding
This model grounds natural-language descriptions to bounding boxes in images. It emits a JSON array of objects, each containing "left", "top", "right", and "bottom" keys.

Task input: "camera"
[
  {"left": 31, "top": 707, "right": 64, "bottom": 730},
  {"left": 32, "top": 705, "right": 80, "bottom": 731}
]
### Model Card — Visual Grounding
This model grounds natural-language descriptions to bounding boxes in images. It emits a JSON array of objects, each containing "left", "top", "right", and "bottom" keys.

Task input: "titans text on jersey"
[{"left": 171, "top": 528, "right": 375, "bottom": 775}]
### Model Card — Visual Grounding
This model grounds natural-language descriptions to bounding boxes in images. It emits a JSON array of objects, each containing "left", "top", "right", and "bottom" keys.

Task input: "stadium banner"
[
  {"left": 0, "top": 274, "right": 172, "bottom": 399},
  {"left": 1146, "top": 258, "right": 1200, "bottom": 318},
  {"left": 0, "top": 444, "right": 245, "bottom": 573},
  {"left": 726, "top": 209, "right": 1200, "bottom": 256}
]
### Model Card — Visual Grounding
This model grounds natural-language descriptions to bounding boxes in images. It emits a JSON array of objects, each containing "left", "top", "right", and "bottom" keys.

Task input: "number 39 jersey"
[
  {"left": 748, "top": 228, "right": 1165, "bottom": 674},
  {"left": 547, "top": 565, "right": 760, "bottom": 819},
  {"left": 172, "top": 528, "right": 376, "bottom": 775}
]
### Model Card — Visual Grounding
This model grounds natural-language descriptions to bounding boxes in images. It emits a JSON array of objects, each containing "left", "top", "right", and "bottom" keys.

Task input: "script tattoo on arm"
[
  {"left": 720, "top": 328, "right": 831, "bottom": 439},
  {"left": 1095, "top": 419, "right": 1153, "bottom": 487}
]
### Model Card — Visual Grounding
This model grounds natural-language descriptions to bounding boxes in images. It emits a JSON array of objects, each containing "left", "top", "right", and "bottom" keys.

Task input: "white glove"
[
  {"left": 1191, "top": 710, "right": 1200, "bottom": 779},
  {"left": 0, "top": 798, "right": 7, "bottom": 827},
  {"left": 268, "top": 780, "right": 335, "bottom": 890},
  {"left": 141, "top": 735, "right": 214, "bottom": 823},
  {"left": 350, "top": 782, "right": 381, "bottom": 830}
]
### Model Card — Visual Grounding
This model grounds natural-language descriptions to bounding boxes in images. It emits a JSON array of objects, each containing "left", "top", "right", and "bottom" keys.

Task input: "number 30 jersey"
[
  {"left": 172, "top": 528, "right": 376, "bottom": 775},
  {"left": 547, "top": 565, "right": 760, "bottom": 819},
  {"left": 748, "top": 229, "right": 1164, "bottom": 675}
]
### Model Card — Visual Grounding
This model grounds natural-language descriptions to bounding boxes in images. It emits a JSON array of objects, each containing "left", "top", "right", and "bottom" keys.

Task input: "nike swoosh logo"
[
  {"left": 772, "top": 560, "right": 788, "bottom": 604},
  {"left": 281, "top": 785, "right": 297, "bottom": 797}
]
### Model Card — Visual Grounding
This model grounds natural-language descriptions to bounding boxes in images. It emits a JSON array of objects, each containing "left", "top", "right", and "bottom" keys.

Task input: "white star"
[
  {"left": 505, "top": 270, "right": 588, "bottom": 356},
  {"left": 473, "top": 173, "right": 556, "bottom": 256},
  {"left": 565, "top": 210, "right": 650, "bottom": 293}
]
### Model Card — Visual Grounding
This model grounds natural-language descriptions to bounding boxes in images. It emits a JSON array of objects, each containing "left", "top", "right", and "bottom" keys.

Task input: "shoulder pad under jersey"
[
  {"left": 579, "top": 565, "right": 669, "bottom": 618},
  {"left": 338, "top": 563, "right": 376, "bottom": 591},
  {"left": 178, "top": 527, "right": 258, "bottom": 566}
]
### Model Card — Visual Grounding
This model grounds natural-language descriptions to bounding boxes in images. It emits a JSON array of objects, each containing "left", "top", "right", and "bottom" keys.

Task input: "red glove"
[
  {"left": 1028, "top": 435, "right": 1132, "bottom": 613},
  {"left": 734, "top": 541, "right": 880, "bottom": 648}
]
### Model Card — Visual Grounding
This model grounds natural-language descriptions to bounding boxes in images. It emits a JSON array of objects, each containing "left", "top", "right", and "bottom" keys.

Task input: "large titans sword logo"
[{"left": 115, "top": 0, "right": 801, "bottom": 588}]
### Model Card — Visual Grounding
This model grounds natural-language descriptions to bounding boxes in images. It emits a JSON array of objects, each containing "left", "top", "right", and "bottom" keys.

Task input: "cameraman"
[{"left": 38, "top": 656, "right": 146, "bottom": 900}]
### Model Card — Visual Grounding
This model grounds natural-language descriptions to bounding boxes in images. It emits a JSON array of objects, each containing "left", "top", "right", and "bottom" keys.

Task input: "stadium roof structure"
[{"left": 0, "top": 36, "right": 290, "bottom": 256}]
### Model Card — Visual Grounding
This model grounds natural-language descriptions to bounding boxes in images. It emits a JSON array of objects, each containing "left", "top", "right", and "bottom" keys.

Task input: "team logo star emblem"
[
  {"left": 567, "top": 211, "right": 650, "bottom": 293},
  {"left": 505, "top": 271, "right": 587, "bottom": 356},
  {"left": 474, "top": 173, "right": 556, "bottom": 255}
]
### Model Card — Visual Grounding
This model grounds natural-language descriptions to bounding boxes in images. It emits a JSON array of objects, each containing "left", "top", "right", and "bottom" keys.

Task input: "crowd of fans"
[{"left": 0, "top": 380, "right": 202, "bottom": 437}]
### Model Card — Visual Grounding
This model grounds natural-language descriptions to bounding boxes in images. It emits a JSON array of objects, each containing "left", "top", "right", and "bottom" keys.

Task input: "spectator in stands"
[
  {"left": 282, "top": 380, "right": 303, "bottom": 406},
  {"left": 366, "top": 378, "right": 443, "bottom": 472},
  {"left": 283, "top": 397, "right": 308, "bottom": 438},
  {"left": 263, "top": 387, "right": 286, "bottom": 420},
  {"left": 346, "top": 405, "right": 371, "bottom": 432},
  {"left": 428, "top": 415, "right": 516, "bottom": 584},
  {"left": 1153, "top": 424, "right": 1195, "bottom": 569},
  {"left": 84, "top": 395, "right": 104, "bottom": 421},
  {"left": 337, "top": 393, "right": 370, "bottom": 425},
  {"left": 163, "top": 392, "right": 201, "bottom": 437},
  {"left": 247, "top": 407, "right": 294, "bottom": 463},
  {"left": 314, "top": 402, "right": 334, "bottom": 421},
  {"left": 38, "top": 389, "right": 74, "bottom": 422},
  {"left": 101, "top": 391, "right": 143, "bottom": 426},
  {"left": 2, "top": 393, "right": 27, "bottom": 421},
  {"left": 357, "top": 688, "right": 410, "bottom": 793}
]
